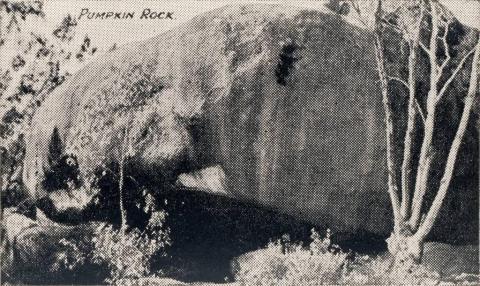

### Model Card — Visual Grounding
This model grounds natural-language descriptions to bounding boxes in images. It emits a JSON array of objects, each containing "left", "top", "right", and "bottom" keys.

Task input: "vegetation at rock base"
[
  {"left": 90, "top": 210, "right": 171, "bottom": 284},
  {"left": 234, "top": 229, "right": 479, "bottom": 285}
]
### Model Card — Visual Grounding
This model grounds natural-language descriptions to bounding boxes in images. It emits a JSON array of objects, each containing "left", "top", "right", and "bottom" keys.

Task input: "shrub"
[
  {"left": 91, "top": 210, "right": 171, "bottom": 284},
  {"left": 341, "top": 253, "right": 442, "bottom": 285},
  {"left": 50, "top": 237, "right": 90, "bottom": 273},
  {"left": 234, "top": 229, "right": 348, "bottom": 285},
  {"left": 46, "top": 185, "right": 97, "bottom": 212},
  {"left": 233, "top": 229, "right": 468, "bottom": 285}
]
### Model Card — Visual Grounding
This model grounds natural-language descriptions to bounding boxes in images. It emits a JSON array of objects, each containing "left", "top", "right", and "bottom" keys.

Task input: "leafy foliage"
[
  {"left": 1, "top": 0, "right": 44, "bottom": 34},
  {"left": 234, "top": 229, "right": 348, "bottom": 285},
  {"left": 0, "top": 1, "right": 97, "bottom": 195},
  {"left": 326, "top": 0, "right": 350, "bottom": 16},
  {"left": 233, "top": 229, "right": 474, "bottom": 285},
  {"left": 52, "top": 14, "right": 77, "bottom": 42},
  {"left": 91, "top": 210, "right": 171, "bottom": 283},
  {"left": 50, "top": 237, "right": 91, "bottom": 273}
]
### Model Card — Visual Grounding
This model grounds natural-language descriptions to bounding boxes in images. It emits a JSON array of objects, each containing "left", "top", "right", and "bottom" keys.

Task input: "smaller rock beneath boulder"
[
  {"left": 422, "top": 242, "right": 479, "bottom": 278},
  {"left": 1, "top": 207, "right": 104, "bottom": 284},
  {"left": 176, "top": 165, "right": 228, "bottom": 197},
  {"left": 116, "top": 277, "right": 239, "bottom": 286},
  {"left": 116, "top": 277, "right": 187, "bottom": 286}
]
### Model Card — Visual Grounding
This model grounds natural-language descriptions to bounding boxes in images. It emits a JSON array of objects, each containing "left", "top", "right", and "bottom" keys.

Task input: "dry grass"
[{"left": 233, "top": 229, "right": 479, "bottom": 285}]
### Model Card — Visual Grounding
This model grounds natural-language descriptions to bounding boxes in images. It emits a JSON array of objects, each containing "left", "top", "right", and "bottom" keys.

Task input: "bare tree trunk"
[
  {"left": 119, "top": 128, "right": 129, "bottom": 234},
  {"left": 408, "top": 1, "right": 441, "bottom": 230},
  {"left": 415, "top": 40, "right": 479, "bottom": 241},
  {"left": 373, "top": 0, "right": 402, "bottom": 230},
  {"left": 400, "top": 4, "right": 424, "bottom": 219},
  {"left": 34, "top": 144, "right": 39, "bottom": 201}
]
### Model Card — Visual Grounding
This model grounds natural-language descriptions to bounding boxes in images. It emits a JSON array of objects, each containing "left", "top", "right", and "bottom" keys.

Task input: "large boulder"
[{"left": 22, "top": 4, "right": 478, "bottom": 239}]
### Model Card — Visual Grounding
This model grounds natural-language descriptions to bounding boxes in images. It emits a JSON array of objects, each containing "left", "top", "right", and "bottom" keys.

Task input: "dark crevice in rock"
[{"left": 275, "top": 42, "right": 298, "bottom": 86}]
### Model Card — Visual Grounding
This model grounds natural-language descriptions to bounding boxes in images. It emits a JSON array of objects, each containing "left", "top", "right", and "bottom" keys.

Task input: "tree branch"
[
  {"left": 388, "top": 76, "right": 409, "bottom": 89},
  {"left": 387, "top": 77, "right": 425, "bottom": 126},
  {"left": 436, "top": 46, "right": 477, "bottom": 103},
  {"left": 346, "top": 0, "right": 369, "bottom": 28},
  {"left": 419, "top": 41, "right": 430, "bottom": 55},
  {"left": 416, "top": 100, "right": 426, "bottom": 123},
  {"left": 382, "top": 20, "right": 404, "bottom": 34},
  {"left": 427, "top": 1, "right": 440, "bottom": 88},
  {"left": 437, "top": 18, "right": 453, "bottom": 81}
]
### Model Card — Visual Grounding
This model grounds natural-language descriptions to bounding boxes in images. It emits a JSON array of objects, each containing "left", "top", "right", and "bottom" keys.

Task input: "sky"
[{"left": 39, "top": 0, "right": 479, "bottom": 52}]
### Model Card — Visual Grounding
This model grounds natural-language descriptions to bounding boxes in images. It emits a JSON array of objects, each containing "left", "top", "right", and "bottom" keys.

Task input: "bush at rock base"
[
  {"left": 91, "top": 210, "right": 172, "bottom": 284},
  {"left": 3, "top": 205, "right": 478, "bottom": 285},
  {"left": 233, "top": 229, "right": 479, "bottom": 285}
]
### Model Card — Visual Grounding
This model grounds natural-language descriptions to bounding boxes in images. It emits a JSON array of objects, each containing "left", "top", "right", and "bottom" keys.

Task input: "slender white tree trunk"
[
  {"left": 119, "top": 128, "right": 129, "bottom": 233},
  {"left": 400, "top": 3, "right": 424, "bottom": 219},
  {"left": 373, "top": 0, "right": 402, "bottom": 231},
  {"left": 408, "top": 1, "right": 441, "bottom": 230}
]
